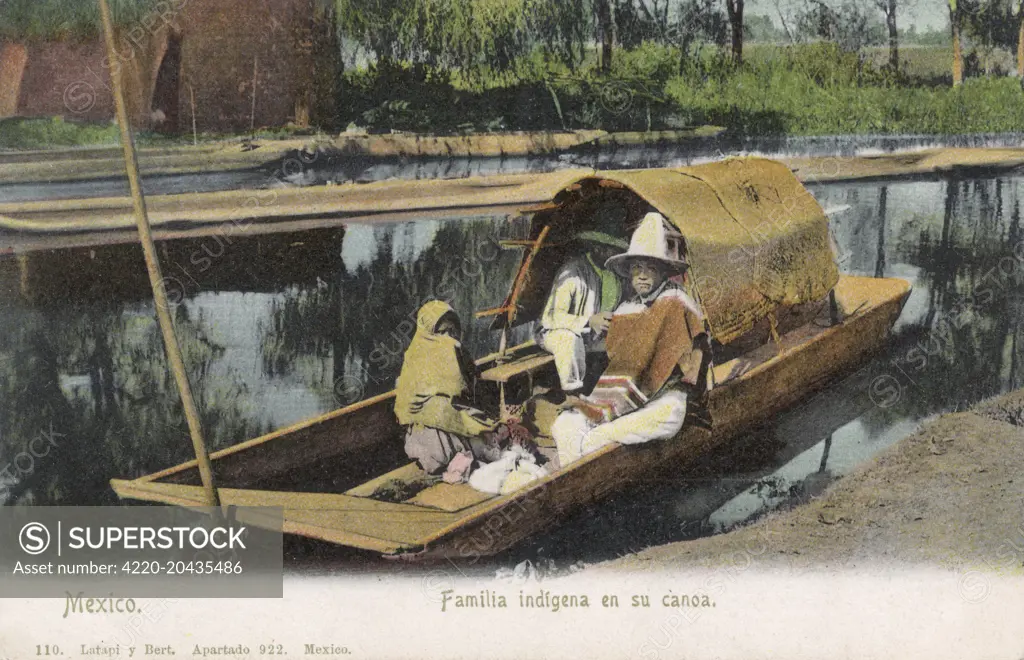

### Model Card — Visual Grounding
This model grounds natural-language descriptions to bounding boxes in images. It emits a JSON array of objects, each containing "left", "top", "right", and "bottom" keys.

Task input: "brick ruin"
[{"left": 0, "top": 0, "right": 338, "bottom": 133}]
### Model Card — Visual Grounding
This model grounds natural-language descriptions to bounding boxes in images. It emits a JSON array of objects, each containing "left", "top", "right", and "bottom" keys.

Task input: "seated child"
[{"left": 394, "top": 301, "right": 501, "bottom": 483}]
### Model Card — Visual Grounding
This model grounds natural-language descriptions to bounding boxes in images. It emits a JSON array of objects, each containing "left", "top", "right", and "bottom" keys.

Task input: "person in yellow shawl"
[
  {"left": 552, "top": 212, "right": 712, "bottom": 467},
  {"left": 395, "top": 301, "right": 501, "bottom": 481}
]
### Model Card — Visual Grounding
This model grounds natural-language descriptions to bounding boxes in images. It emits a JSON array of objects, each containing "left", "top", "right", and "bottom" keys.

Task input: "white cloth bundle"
[{"left": 469, "top": 447, "right": 549, "bottom": 495}]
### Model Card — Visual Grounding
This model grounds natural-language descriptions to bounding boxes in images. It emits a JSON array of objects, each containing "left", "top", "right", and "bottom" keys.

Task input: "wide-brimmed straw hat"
[{"left": 604, "top": 212, "right": 689, "bottom": 278}]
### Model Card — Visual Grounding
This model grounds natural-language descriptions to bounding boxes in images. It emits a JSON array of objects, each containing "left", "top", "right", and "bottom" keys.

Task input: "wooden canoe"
[{"left": 111, "top": 273, "right": 910, "bottom": 559}]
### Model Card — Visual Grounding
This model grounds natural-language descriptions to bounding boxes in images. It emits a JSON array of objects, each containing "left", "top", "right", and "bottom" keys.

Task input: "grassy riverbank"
[
  {"left": 0, "top": 116, "right": 121, "bottom": 150},
  {"left": 665, "top": 46, "right": 1024, "bottom": 135},
  {"left": 4, "top": 44, "right": 1024, "bottom": 151},
  {"left": 0, "top": 116, "right": 328, "bottom": 151},
  {"left": 596, "top": 388, "right": 1024, "bottom": 572}
]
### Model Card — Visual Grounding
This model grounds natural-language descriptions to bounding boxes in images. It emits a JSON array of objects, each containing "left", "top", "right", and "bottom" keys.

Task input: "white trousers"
[
  {"left": 538, "top": 328, "right": 599, "bottom": 392},
  {"left": 551, "top": 390, "right": 688, "bottom": 468}
]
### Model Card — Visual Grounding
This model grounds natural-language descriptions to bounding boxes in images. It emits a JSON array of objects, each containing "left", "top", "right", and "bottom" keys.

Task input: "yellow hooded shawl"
[{"left": 394, "top": 301, "right": 496, "bottom": 437}]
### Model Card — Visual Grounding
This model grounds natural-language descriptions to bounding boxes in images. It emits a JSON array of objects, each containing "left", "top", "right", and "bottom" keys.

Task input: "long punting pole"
[{"left": 98, "top": 0, "right": 220, "bottom": 507}]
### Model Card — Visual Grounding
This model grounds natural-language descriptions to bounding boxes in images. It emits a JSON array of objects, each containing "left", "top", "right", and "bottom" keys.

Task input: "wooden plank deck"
[
  {"left": 407, "top": 483, "right": 496, "bottom": 512},
  {"left": 110, "top": 480, "right": 464, "bottom": 553},
  {"left": 344, "top": 463, "right": 425, "bottom": 498}
]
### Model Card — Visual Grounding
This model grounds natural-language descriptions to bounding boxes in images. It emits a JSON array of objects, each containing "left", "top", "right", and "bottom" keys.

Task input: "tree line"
[
  {"left": 331, "top": 0, "right": 1024, "bottom": 85},
  {"left": 4, "top": 0, "right": 1023, "bottom": 85}
]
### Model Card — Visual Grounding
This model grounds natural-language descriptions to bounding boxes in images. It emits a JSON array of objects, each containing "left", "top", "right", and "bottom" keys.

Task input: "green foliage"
[
  {"left": 340, "top": 61, "right": 459, "bottom": 131},
  {"left": 613, "top": 0, "right": 727, "bottom": 56},
  {"left": 334, "top": 0, "right": 589, "bottom": 74},
  {"left": 610, "top": 40, "right": 680, "bottom": 82},
  {"left": 795, "top": 0, "right": 886, "bottom": 52},
  {"left": 664, "top": 45, "right": 1024, "bottom": 135},
  {"left": 0, "top": 0, "right": 165, "bottom": 41},
  {"left": 784, "top": 41, "right": 865, "bottom": 85},
  {"left": 961, "top": 0, "right": 1020, "bottom": 52},
  {"left": 745, "top": 13, "right": 788, "bottom": 43},
  {"left": 0, "top": 117, "right": 120, "bottom": 149},
  {"left": 336, "top": 41, "right": 690, "bottom": 133}
]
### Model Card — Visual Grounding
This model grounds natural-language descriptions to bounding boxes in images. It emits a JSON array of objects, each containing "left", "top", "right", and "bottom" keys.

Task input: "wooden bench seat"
[
  {"left": 478, "top": 352, "right": 555, "bottom": 383},
  {"left": 478, "top": 349, "right": 557, "bottom": 420}
]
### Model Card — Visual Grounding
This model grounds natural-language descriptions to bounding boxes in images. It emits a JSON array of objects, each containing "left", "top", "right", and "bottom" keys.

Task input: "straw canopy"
[{"left": 497, "top": 157, "right": 840, "bottom": 346}]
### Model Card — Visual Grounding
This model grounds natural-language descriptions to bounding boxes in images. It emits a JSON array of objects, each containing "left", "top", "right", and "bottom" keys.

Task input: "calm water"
[
  {"left": 1, "top": 173, "right": 1022, "bottom": 570},
  {"left": 4, "top": 132, "right": 1024, "bottom": 203}
]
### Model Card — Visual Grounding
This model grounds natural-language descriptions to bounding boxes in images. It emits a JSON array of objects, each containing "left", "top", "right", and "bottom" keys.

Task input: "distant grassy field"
[
  {"left": 749, "top": 43, "right": 1017, "bottom": 83},
  {"left": 665, "top": 42, "right": 1024, "bottom": 135},
  {"left": 865, "top": 45, "right": 1016, "bottom": 81}
]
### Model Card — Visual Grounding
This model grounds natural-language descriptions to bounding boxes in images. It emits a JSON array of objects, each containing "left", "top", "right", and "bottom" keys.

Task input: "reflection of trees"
[
  {"left": 259, "top": 218, "right": 529, "bottom": 403},
  {"left": 260, "top": 284, "right": 337, "bottom": 392},
  {"left": 338, "top": 219, "right": 527, "bottom": 395},
  {"left": 861, "top": 178, "right": 1024, "bottom": 430},
  {"left": 0, "top": 298, "right": 270, "bottom": 506},
  {"left": 875, "top": 186, "right": 887, "bottom": 278},
  {"left": 922, "top": 180, "right": 961, "bottom": 328}
]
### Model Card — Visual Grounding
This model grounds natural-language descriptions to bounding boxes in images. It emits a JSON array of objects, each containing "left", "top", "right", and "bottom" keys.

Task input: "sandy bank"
[{"left": 594, "top": 389, "right": 1024, "bottom": 573}]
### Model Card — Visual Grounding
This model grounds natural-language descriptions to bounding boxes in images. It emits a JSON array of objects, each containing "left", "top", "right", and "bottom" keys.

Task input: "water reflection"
[
  {"left": 7, "top": 132, "right": 1024, "bottom": 204},
  {"left": 707, "top": 177, "right": 1024, "bottom": 528},
  {"left": 819, "top": 176, "right": 1024, "bottom": 415},
  {"left": 0, "top": 218, "right": 528, "bottom": 506},
  {"left": 2, "top": 173, "right": 1023, "bottom": 566},
  {"left": 0, "top": 296, "right": 271, "bottom": 505}
]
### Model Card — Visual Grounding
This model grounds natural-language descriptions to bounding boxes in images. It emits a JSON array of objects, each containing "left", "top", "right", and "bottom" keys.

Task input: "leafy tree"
[
  {"left": 612, "top": 0, "right": 726, "bottom": 74},
  {"left": 676, "top": 0, "right": 729, "bottom": 66},
  {"left": 960, "top": 0, "right": 1022, "bottom": 76},
  {"left": 875, "top": 0, "right": 899, "bottom": 72},
  {"left": 950, "top": 0, "right": 964, "bottom": 85},
  {"left": 797, "top": 0, "right": 885, "bottom": 54},
  {"left": 608, "top": 0, "right": 675, "bottom": 69},
  {"left": 334, "top": 0, "right": 589, "bottom": 75},
  {"left": 725, "top": 0, "right": 744, "bottom": 63},
  {"left": 613, "top": 0, "right": 670, "bottom": 47}
]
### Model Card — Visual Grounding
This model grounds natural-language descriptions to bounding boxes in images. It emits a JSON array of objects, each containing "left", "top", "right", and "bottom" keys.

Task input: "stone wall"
[
  {"left": 171, "top": 0, "right": 312, "bottom": 133},
  {"left": 0, "top": 0, "right": 316, "bottom": 133},
  {"left": 16, "top": 39, "right": 118, "bottom": 123}
]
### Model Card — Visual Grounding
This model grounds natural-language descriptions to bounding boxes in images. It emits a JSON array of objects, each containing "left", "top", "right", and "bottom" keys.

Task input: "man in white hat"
[
  {"left": 551, "top": 211, "right": 712, "bottom": 467},
  {"left": 535, "top": 229, "right": 629, "bottom": 396}
]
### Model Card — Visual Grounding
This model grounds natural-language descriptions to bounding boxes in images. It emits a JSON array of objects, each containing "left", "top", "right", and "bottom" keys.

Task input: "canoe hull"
[{"left": 111, "top": 275, "right": 910, "bottom": 560}]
